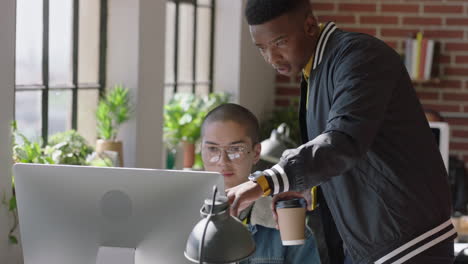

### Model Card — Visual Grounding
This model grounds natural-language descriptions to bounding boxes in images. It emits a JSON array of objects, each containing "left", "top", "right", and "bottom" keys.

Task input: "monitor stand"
[{"left": 96, "top": 247, "right": 135, "bottom": 264}]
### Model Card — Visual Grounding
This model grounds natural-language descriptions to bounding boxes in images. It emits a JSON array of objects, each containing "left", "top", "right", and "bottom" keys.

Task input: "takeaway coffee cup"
[{"left": 275, "top": 198, "right": 307, "bottom": 246}]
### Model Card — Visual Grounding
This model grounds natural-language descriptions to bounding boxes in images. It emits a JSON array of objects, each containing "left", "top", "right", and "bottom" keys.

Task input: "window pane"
[
  {"left": 15, "top": 91, "right": 42, "bottom": 141},
  {"left": 48, "top": 90, "right": 72, "bottom": 136},
  {"left": 78, "top": 0, "right": 100, "bottom": 84},
  {"left": 16, "top": 0, "right": 43, "bottom": 86},
  {"left": 177, "top": 84, "right": 192, "bottom": 94},
  {"left": 177, "top": 3, "right": 194, "bottom": 83},
  {"left": 195, "top": 84, "right": 209, "bottom": 97},
  {"left": 165, "top": 85, "right": 175, "bottom": 104},
  {"left": 197, "top": 0, "right": 212, "bottom": 6},
  {"left": 77, "top": 89, "right": 99, "bottom": 144},
  {"left": 49, "top": 0, "right": 73, "bottom": 86},
  {"left": 196, "top": 7, "right": 211, "bottom": 82},
  {"left": 165, "top": 2, "right": 176, "bottom": 84}
]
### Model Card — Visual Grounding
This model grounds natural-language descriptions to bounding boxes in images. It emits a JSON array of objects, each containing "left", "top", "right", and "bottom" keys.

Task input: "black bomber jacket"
[{"left": 262, "top": 22, "right": 456, "bottom": 264}]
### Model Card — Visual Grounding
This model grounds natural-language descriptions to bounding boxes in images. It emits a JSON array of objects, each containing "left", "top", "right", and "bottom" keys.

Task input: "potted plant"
[
  {"left": 163, "top": 92, "right": 230, "bottom": 169},
  {"left": 44, "top": 130, "right": 94, "bottom": 165},
  {"left": 12, "top": 122, "right": 54, "bottom": 165},
  {"left": 6, "top": 124, "right": 102, "bottom": 244},
  {"left": 95, "top": 84, "right": 132, "bottom": 166},
  {"left": 7, "top": 121, "right": 55, "bottom": 245}
]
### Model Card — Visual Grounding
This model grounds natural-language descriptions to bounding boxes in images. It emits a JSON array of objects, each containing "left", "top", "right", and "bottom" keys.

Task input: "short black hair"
[
  {"left": 245, "top": 0, "right": 309, "bottom": 26},
  {"left": 202, "top": 103, "right": 260, "bottom": 144}
]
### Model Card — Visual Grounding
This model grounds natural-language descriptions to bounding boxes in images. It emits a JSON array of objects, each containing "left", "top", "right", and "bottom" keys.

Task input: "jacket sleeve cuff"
[{"left": 262, "top": 164, "right": 290, "bottom": 195}]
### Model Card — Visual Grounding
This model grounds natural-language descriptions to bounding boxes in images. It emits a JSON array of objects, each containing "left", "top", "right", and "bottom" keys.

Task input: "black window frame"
[
  {"left": 14, "top": 0, "right": 108, "bottom": 144},
  {"left": 165, "top": 0, "right": 216, "bottom": 94}
]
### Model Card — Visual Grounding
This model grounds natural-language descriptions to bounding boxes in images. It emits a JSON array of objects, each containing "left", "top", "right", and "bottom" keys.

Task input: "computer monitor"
[
  {"left": 429, "top": 121, "right": 450, "bottom": 171},
  {"left": 13, "top": 164, "right": 223, "bottom": 264}
]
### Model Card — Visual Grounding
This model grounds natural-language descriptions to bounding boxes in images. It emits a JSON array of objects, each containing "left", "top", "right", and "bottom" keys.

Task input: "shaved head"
[{"left": 202, "top": 103, "right": 260, "bottom": 144}]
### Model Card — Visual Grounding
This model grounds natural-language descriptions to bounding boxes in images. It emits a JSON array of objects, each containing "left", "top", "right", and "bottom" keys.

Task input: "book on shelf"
[
  {"left": 403, "top": 32, "right": 439, "bottom": 82},
  {"left": 419, "top": 38, "right": 428, "bottom": 80}
]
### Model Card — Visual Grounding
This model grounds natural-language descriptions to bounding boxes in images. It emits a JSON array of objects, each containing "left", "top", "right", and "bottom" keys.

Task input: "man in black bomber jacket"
[{"left": 226, "top": 0, "right": 457, "bottom": 263}]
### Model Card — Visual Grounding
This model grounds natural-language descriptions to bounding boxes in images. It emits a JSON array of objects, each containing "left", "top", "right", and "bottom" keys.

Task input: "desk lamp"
[
  {"left": 185, "top": 186, "right": 255, "bottom": 263},
  {"left": 260, "top": 123, "right": 296, "bottom": 163}
]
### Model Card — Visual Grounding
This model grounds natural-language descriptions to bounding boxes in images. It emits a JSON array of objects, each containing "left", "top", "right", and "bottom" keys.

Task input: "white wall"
[
  {"left": 106, "top": 0, "right": 139, "bottom": 168},
  {"left": 107, "top": 0, "right": 165, "bottom": 169},
  {"left": 213, "top": 0, "right": 242, "bottom": 102},
  {"left": 135, "top": 0, "right": 166, "bottom": 169},
  {"left": 213, "top": 0, "right": 275, "bottom": 121},
  {"left": 238, "top": 9, "right": 276, "bottom": 121},
  {"left": 0, "top": 1, "right": 22, "bottom": 263}
]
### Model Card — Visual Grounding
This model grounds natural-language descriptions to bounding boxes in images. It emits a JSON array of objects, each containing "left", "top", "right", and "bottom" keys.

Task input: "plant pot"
[
  {"left": 96, "top": 139, "right": 124, "bottom": 167},
  {"left": 183, "top": 141, "right": 195, "bottom": 169},
  {"left": 166, "top": 148, "right": 177, "bottom": 169}
]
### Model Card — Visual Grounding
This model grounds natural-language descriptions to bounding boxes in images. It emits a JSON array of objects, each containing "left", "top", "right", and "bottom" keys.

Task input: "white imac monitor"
[
  {"left": 13, "top": 164, "right": 223, "bottom": 264},
  {"left": 429, "top": 121, "right": 450, "bottom": 171}
]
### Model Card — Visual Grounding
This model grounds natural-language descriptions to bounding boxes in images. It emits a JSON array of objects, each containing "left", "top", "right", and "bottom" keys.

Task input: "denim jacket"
[{"left": 239, "top": 197, "right": 321, "bottom": 264}]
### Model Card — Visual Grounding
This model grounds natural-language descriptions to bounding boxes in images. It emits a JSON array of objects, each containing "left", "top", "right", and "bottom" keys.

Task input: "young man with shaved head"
[
  {"left": 226, "top": 0, "right": 456, "bottom": 263},
  {"left": 201, "top": 103, "right": 321, "bottom": 263}
]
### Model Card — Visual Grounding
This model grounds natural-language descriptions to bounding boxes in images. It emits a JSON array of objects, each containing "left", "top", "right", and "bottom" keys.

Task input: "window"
[
  {"left": 164, "top": 0, "right": 215, "bottom": 101},
  {"left": 15, "top": 0, "right": 107, "bottom": 144}
]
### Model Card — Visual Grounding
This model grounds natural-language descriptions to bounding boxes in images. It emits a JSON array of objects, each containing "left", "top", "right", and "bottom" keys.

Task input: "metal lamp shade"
[
  {"left": 260, "top": 130, "right": 287, "bottom": 164},
  {"left": 184, "top": 197, "right": 255, "bottom": 263},
  {"left": 260, "top": 123, "right": 297, "bottom": 164}
]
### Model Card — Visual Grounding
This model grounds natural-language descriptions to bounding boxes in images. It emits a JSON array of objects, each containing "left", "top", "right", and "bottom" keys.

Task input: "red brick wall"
[{"left": 274, "top": 0, "right": 468, "bottom": 166}]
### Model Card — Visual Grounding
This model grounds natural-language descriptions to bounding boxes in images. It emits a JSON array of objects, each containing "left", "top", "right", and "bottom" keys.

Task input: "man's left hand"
[{"left": 270, "top": 190, "right": 313, "bottom": 229}]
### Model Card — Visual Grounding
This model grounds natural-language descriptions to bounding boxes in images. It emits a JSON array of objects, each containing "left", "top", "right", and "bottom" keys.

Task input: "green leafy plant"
[
  {"left": 12, "top": 121, "right": 53, "bottom": 164},
  {"left": 96, "top": 84, "right": 132, "bottom": 141},
  {"left": 8, "top": 121, "right": 54, "bottom": 244},
  {"left": 12, "top": 125, "right": 94, "bottom": 166},
  {"left": 163, "top": 92, "right": 230, "bottom": 147},
  {"left": 6, "top": 120, "right": 49, "bottom": 245},
  {"left": 6, "top": 123, "right": 97, "bottom": 244},
  {"left": 260, "top": 99, "right": 301, "bottom": 145},
  {"left": 44, "top": 130, "right": 94, "bottom": 165},
  {"left": 88, "top": 155, "right": 114, "bottom": 167},
  {"left": 2, "top": 190, "right": 18, "bottom": 244}
]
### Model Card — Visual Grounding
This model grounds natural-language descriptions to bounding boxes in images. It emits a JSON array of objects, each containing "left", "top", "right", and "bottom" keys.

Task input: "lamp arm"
[{"left": 199, "top": 185, "right": 218, "bottom": 264}]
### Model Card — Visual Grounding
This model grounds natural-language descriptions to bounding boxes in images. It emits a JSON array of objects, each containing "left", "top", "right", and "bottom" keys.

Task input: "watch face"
[{"left": 249, "top": 171, "right": 262, "bottom": 182}]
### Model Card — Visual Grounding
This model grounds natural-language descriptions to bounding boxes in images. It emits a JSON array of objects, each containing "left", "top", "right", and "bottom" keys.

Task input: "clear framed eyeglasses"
[{"left": 201, "top": 143, "right": 252, "bottom": 164}]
